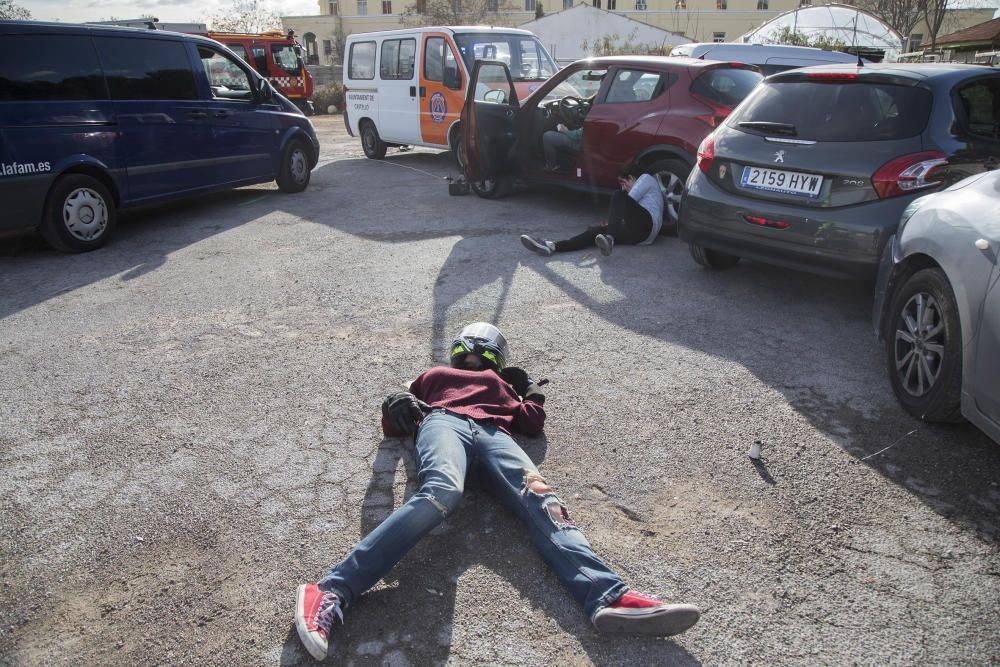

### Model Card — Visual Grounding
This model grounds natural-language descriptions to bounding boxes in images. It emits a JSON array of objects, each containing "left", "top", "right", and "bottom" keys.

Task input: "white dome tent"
[{"left": 739, "top": 4, "right": 904, "bottom": 61}]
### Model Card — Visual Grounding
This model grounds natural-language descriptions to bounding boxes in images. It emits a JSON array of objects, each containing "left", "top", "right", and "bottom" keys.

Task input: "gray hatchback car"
[
  {"left": 678, "top": 63, "right": 1000, "bottom": 278},
  {"left": 873, "top": 169, "right": 1000, "bottom": 444}
]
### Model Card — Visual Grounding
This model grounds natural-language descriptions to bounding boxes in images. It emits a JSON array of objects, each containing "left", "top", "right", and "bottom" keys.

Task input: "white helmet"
[{"left": 449, "top": 322, "right": 509, "bottom": 371}]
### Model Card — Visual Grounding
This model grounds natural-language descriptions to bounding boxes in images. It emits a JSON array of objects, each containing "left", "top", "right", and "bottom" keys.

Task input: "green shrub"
[{"left": 312, "top": 83, "right": 344, "bottom": 114}]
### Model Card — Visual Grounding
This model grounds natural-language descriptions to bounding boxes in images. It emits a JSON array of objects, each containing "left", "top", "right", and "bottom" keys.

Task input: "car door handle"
[
  {"left": 188, "top": 111, "right": 208, "bottom": 120},
  {"left": 420, "top": 86, "right": 426, "bottom": 98},
  {"left": 214, "top": 111, "right": 231, "bottom": 119},
  {"left": 409, "top": 86, "right": 417, "bottom": 97}
]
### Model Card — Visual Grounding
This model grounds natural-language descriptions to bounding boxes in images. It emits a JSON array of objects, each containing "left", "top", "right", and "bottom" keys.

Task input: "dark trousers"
[{"left": 554, "top": 190, "right": 653, "bottom": 252}]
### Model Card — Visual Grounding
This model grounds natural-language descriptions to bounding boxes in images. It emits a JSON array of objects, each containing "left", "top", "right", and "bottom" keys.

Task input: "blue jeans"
[{"left": 319, "top": 410, "right": 627, "bottom": 619}]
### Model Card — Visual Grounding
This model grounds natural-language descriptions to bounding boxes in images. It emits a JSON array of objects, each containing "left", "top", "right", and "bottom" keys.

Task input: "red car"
[{"left": 461, "top": 55, "right": 762, "bottom": 231}]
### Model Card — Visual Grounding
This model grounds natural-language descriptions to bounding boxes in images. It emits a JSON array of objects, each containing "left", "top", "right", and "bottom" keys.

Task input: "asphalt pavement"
[{"left": 1, "top": 115, "right": 998, "bottom": 666}]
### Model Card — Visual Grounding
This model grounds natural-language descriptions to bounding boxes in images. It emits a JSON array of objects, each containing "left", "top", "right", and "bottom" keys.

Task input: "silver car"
[{"left": 873, "top": 169, "right": 1000, "bottom": 443}]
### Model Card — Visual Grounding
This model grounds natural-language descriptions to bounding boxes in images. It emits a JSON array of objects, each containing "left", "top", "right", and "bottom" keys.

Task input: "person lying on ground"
[
  {"left": 520, "top": 162, "right": 664, "bottom": 257},
  {"left": 294, "top": 321, "right": 700, "bottom": 661}
]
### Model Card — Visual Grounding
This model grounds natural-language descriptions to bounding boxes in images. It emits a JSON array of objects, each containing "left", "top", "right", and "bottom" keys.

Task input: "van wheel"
[
  {"left": 471, "top": 177, "right": 511, "bottom": 199},
  {"left": 277, "top": 139, "right": 311, "bottom": 193},
  {"left": 450, "top": 124, "right": 463, "bottom": 169},
  {"left": 648, "top": 159, "right": 690, "bottom": 236},
  {"left": 40, "top": 174, "right": 117, "bottom": 253},
  {"left": 361, "top": 122, "right": 387, "bottom": 159},
  {"left": 689, "top": 242, "right": 740, "bottom": 270}
]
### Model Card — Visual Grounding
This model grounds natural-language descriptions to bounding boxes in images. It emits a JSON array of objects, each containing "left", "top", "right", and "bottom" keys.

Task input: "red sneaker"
[
  {"left": 295, "top": 583, "right": 344, "bottom": 661},
  {"left": 592, "top": 591, "right": 700, "bottom": 636}
]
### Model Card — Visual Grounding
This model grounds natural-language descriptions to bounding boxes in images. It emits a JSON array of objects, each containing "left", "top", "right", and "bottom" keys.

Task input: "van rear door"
[
  {"left": 420, "top": 33, "right": 464, "bottom": 147},
  {"left": 93, "top": 34, "right": 218, "bottom": 200},
  {"left": 376, "top": 36, "right": 420, "bottom": 145}
]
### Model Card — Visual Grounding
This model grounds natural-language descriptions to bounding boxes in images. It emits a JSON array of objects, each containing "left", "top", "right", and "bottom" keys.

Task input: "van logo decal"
[
  {"left": 773, "top": 150, "right": 785, "bottom": 164},
  {"left": 429, "top": 92, "right": 447, "bottom": 123}
]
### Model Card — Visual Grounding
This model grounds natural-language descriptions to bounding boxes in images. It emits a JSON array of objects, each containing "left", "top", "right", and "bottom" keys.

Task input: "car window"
[
  {"left": 380, "top": 38, "right": 416, "bottom": 80},
  {"left": 229, "top": 44, "right": 251, "bottom": 67},
  {"left": 349, "top": 41, "right": 376, "bottom": 80},
  {"left": 729, "top": 81, "right": 933, "bottom": 142},
  {"left": 957, "top": 78, "right": 1000, "bottom": 140},
  {"left": 690, "top": 68, "right": 762, "bottom": 108},
  {"left": 541, "top": 68, "right": 607, "bottom": 102},
  {"left": 423, "top": 37, "right": 458, "bottom": 83},
  {"left": 271, "top": 44, "right": 300, "bottom": 74},
  {"left": 0, "top": 34, "right": 105, "bottom": 101},
  {"left": 453, "top": 33, "right": 556, "bottom": 83},
  {"left": 605, "top": 69, "right": 664, "bottom": 103},
  {"left": 199, "top": 47, "right": 254, "bottom": 101},
  {"left": 473, "top": 62, "right": 514, "bottom": 103},
  {"left": 95, "top": 36, "right": 198, "bottom": 101}
]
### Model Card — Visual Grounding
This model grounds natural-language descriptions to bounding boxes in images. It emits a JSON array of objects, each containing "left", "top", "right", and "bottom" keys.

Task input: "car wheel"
[
  {"left": 276, "top": 139, "right": 311, "bottom": 193},
  {"left": 471, "top": 177, "right": 511, "bottom": 199},
  {"left": 884, "top": 268, "right": 963, "bottom": 422},
  {"left": 648, "top": 159, "right": 690, "bottom": 235},
  {"left": 361, "top": 122, "right": 387, "bottom": 159},
  {"left": 689, "top": 242, "right": 740, "bottom": 270},
  {"left": 40, "top": 174, "right": 117, "bottom": 253},
  {"left": 450, "top": 124, "right": 463, "bottom": 169}
]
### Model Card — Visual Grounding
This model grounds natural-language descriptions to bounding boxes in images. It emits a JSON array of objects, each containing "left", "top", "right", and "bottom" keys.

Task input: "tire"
[
  {"left": 883, "top": 268, "right": 963, "bottom": 422},
  {"left": 471, "top": 176, "right": 512, "bottom": 200},
  {"left": 689, "top": 242, "right": 740, "bottom": 270},
  {"left": 361, "top": 121, "right": 387, "bottom": 159},
  {"left": 648, "top": 158, "right": 690, "bottom": 236},
  {"left": 40, "top": 174, "right": 117, "bottom": 253},
  {"left": 276, "top": 139, "right": 311, "bottom": 193},
  {"left": 450, "top": 124, "right": 463, "bottom": 169}
]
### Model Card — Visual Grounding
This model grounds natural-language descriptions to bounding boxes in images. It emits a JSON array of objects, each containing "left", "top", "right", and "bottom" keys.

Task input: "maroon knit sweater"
[{"left": 380, "top": 366, "right": 546, "bottom": 437}]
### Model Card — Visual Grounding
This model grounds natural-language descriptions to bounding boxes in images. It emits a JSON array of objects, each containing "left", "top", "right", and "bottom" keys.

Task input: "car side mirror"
[
  {"left": 484, "top": 89, "right": 507, "bottom": 104},
  {"left": 443, "top": 67, "right": 461, "bottom": 90},
  {"left": 255, "top": 78, "right": 273, "bottom": 102}
]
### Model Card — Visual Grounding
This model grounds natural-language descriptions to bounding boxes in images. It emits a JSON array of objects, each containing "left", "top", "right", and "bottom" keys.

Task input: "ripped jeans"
[{"left": 318, "top": 410, "right": 628, "bottom": 619}]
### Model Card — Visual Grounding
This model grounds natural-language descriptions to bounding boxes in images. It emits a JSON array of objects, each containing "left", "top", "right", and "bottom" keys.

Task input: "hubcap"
[
  {"left": 290, "top": 149, "right": 307, "bottom": 183},
  {"left": 62, "top": 187, "right": 108, "bottom": 242},
  {"left": 656, "top": 170, "right": 684, "bottom": 222},
  {"left": 893, "top": 291, "right": 946, "bottom": 397}
]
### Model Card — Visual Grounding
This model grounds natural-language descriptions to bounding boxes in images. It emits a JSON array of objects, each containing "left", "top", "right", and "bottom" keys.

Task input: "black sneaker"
[
  {"left": 595, "top": 234, "right": 614, "bottom": 256},
  {"left": 520, "top": 235, "right": 555, "bottom": 257}
]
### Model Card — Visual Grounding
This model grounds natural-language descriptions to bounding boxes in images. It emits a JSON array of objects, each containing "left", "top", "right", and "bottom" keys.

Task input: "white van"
[
  {"left": 343, "top": 26, "right": 557, "bottom": 161},
  {"left": 669, "top": 42, "right": 862, "bottom": 76}
]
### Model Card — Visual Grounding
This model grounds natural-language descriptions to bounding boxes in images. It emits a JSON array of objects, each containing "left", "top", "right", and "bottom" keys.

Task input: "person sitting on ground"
[
  {"left": 520, "top": 162, "right": 664, "bottom": 258},
  {"left": 294, "top": 322, "right": 700, "bottom": 661}
]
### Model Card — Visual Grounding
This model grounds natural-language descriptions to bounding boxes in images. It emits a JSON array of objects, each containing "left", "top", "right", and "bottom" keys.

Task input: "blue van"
[{"left": 0, "top": 21, "right": 321, "bottom": 252}]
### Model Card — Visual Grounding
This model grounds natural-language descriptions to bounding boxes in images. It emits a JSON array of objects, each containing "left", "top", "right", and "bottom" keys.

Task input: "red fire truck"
[{"left": 201, "top": 31, "right": 315, "bottom": 115}]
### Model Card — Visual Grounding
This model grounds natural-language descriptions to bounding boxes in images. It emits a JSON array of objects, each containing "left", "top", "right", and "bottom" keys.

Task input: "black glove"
[
  {"left": 382, "top": 391, "right": 431, "bottom": 435},
  {"left": 499, "top": 366, "right": 533, "bottom": 396}
]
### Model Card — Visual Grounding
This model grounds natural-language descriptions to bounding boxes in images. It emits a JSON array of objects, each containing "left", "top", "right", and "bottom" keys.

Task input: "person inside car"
[
  {"left": 294, "top": 322, "right": 700, "bottom": 661},
  {"left": 520, "top": 162, "right": 664, "bottom": 257},
  {"left": 541, "top": 93, "right": 595, "bottom": 171}
]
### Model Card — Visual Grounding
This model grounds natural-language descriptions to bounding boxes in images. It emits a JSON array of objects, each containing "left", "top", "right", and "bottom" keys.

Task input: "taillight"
[
  {"left": 692, "top": 92, "right": 732, "bottom": 128},
  {"left": 807, "top": 72, "right": 859, "bottom": 80},
  {"left": 872, "top": 151, "right": 948, "bottom": 199},
  {"left": 697, "top": 133, "right": 715, "bottom": 175}
]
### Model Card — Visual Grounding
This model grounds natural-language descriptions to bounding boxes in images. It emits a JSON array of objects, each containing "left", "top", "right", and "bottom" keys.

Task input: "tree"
[
  {"left": 210, "top": 0, "right": 280, "bottom": 33},
  {"left": 535, "top": 1, "right": 544, "bottom": 19},
  {"left": 581, "top": 30, "right": 674, "bottom": 56},
  {"left": 854, "top": 0, "right": 925, "bottom": 48},
  {"left": 0, "top": 0, "right": 32, "bottom": 19},
  {"left": 921, "top": 0, "right": 949, "bottom": 49},
  {"left": 769, "top": 26, "right": 847, "bottom": 51},
  {"left": 399, "top": 0, "right": 518, "bottom": 27}
]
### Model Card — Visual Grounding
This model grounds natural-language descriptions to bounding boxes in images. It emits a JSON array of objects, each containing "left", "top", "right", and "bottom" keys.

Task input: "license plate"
[{"left": 740, "top": 166, "right": 823, "bottom": 198}]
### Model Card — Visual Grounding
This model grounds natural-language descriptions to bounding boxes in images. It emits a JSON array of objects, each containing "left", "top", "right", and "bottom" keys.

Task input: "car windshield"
[
  {"left": 454, "top": 33, "right": 557, "bottom": 82},
  {"left": 538, "top": 68, "right": 608, "bottom": 102},
  {"left": 728, "top": 80, "right": 933, "bottom": 141}
]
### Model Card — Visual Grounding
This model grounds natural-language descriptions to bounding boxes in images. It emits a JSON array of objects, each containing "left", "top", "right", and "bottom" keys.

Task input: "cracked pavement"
[{"left": 1, "top": 116, "right": 999, "bottom": 666}]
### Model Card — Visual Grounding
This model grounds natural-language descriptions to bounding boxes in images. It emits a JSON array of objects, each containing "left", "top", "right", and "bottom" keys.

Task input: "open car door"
[{"left": 461, "top": 60, "right": 520, "bottom": 199}]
